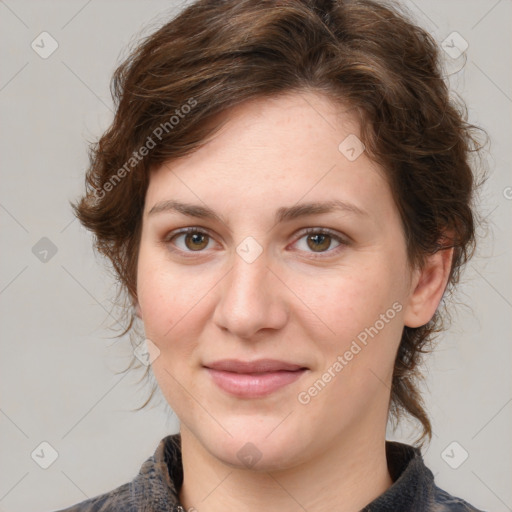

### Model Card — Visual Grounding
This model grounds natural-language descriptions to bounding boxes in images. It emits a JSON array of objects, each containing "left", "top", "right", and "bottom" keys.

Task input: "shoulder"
[
  {"left": 380, "top": 441, "right": 487, "bottom": 512},
  {"left": 50, "top": 434, "right": 182, "bottom": 512},
  {"left": 431, "top": 484, "right": 487, "bottom": 512},
  {"left": 52, "top": 482, "right": 133, "bottom": 512}
]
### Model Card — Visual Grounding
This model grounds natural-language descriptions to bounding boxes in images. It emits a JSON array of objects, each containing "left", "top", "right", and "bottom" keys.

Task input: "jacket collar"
[
  {"left": 131, "top": 433, "right": 435, "bottom": 511},
  {"left": 362, "top": 441, "right": 435, "bottom": 511}
]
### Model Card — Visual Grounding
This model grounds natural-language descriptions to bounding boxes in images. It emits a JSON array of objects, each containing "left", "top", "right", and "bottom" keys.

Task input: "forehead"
[
  {"left": 194, "top": 92, "right": 362, "bottom": 164},
  {"left": 145, "top": 91, "right": 395, "bottom": 225}
]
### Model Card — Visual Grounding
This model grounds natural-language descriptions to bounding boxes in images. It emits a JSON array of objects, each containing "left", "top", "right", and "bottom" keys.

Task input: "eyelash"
[{"left": 163, "top": 227, "right": 349, "bottom": 259}]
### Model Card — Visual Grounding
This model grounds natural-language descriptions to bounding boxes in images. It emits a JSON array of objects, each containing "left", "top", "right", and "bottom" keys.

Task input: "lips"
[
  {"left": 205, "top": 359, "right": 306, "bottom": 373},
  {"left": 204, "top": 359, "right": 308, "bottom": 398}
]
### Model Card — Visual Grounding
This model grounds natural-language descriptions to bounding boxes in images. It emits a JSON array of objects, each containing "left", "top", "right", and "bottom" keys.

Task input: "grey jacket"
[{"left": 54, "top": 434, "right": 486, "bottom": 512}]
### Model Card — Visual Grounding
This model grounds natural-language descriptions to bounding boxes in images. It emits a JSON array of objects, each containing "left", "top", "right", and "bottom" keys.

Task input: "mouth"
[{"left": 203, "top": 359, "right": 308, "bottom": 398}]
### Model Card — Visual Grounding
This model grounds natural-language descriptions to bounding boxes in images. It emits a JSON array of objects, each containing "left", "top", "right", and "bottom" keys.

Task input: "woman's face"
[{"left": 137, "top": 92, "right": 422, "bottom": 470}]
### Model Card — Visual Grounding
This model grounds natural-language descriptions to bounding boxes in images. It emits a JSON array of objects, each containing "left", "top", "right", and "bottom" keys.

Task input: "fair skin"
[{"left": 136, "top": 91, "right": 453, "bottom": 512}]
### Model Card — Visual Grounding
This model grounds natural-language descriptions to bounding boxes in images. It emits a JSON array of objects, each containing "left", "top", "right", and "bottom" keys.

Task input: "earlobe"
[{"left": 403, "top": 247, "right": 454, "bottom": 328}]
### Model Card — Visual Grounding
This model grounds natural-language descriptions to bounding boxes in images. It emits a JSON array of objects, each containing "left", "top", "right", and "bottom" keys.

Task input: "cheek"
[
  {"left": 137, "top": 259, "right": 204, "bottom": 413},
  {"left": 137, "top": 240, "right": 198, "bottom": 331},
  {"left": 137, "top": 267, "right": 175, "bottom": 338},
  {"left": 137, "top": 247, "right": 191, "bottom": 348},
  {"left": 297, "top": 271, "right": 405, "bottom": 420},
  {"left": 297, "top": 261, "right": 407, "bottom": 406},
  {"left": 304, "top": 266, "right": 405, "bottom": 345}
]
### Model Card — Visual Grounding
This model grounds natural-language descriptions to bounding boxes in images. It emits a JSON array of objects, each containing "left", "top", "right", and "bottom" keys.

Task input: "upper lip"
[{"left": 204, "top": 359, "right": 307, "bottom": 373}]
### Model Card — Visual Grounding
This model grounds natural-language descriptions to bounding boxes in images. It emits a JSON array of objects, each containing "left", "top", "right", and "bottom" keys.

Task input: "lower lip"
[{"left": 206, "top": 368, "right": 307, "bottom": 398}]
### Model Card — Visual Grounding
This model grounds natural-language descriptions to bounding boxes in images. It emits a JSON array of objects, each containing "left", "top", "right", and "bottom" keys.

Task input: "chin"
[{"left": 201, "top": 422, "right": 309, "bottom": 472}]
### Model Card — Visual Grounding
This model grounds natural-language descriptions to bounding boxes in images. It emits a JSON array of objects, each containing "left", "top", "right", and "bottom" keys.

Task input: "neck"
[{"left": 178, "top": 425, "right": 393, "bottom": 512}]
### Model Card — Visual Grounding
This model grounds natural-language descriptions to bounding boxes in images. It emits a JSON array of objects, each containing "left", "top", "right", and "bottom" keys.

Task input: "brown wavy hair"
[{"left": 73, "top": 0, "right": 486, "bottom": 446}]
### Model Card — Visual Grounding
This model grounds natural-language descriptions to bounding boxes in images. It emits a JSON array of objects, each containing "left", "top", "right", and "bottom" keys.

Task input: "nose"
[{"left": 212, "top": 249, "right": 289, "bottom": 340}]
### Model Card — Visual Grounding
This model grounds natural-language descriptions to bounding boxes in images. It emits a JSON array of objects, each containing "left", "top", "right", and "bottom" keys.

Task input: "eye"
[
  {"left": 293, "top": 228, "right": 346, "bottom": 256},
  {"left": 166, "top": 228, "right": 216, "bottom": 253},
  {"left": 164, "top": 227, "right": 348, "bottom": 258}
]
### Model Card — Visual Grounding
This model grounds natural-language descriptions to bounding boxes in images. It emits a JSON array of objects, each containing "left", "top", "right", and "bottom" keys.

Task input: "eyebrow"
[{"left": 148, "top": 199, "right": 367, "bottom": 224}]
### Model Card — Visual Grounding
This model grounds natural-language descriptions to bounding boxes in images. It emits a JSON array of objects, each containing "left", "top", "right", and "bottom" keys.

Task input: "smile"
[{"left": 204, "top": 359, "right": 308, "bottom": 398}]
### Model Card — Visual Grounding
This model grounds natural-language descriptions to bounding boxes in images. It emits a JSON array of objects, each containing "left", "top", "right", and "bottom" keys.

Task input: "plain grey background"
[{"left": 0, "top": 1, "right": 510, "bottom": 511}]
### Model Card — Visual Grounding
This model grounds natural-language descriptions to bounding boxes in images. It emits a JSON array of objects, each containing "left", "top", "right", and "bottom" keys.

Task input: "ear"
[{"left": 403, "top": 247, "right": 454, "bottom": 328}]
